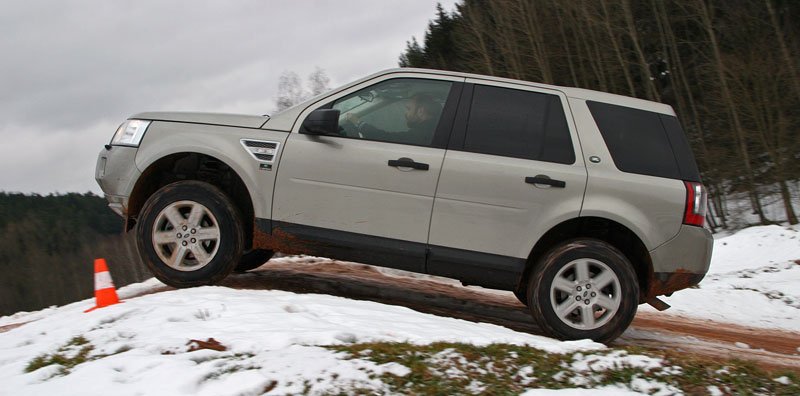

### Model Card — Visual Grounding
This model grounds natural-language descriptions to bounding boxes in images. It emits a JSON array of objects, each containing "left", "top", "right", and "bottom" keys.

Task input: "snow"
[
  {"left": 0, "top": 282, "right": 603, "bottom": 396},
  {"left": 640, "top": 224, "right": 800, "bottom": 331},
  {"left": 566, "top": 351, "right": 682, "bottom": 396},
  {"left": 707, "top": 385, "right": 724, "bottom": 396},
  {"left": 519, "top": 386, "right": 644, "bottom": 395},
  {"left": 0, "top": 223, "right": 797, "bottom": 394},
  {"left": 734, "top": 342, "right": 750, "bottom": 349},
  {"left": 569, "top": 350, "right": 664, "bottom": 372},
  {"left": 773, "top": 376, "right": 792, "bottom": 385},
  {"left": 710, "top": 181, "right": 800, "bottom": 229}
]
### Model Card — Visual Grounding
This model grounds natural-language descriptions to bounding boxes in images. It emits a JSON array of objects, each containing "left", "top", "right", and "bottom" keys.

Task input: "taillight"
[{"left": 683, "top": 181, "right": 707, "bottom": 227}]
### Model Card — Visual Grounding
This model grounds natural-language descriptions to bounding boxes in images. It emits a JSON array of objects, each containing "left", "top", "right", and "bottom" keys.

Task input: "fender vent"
[{"left": 241, "top": 139, "right": 281, "bottom": 164}]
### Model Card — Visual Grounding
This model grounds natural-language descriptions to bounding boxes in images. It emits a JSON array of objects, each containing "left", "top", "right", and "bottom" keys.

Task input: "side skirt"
[{"left": 253, "top": 218, "right": 525, "bottom": 291}]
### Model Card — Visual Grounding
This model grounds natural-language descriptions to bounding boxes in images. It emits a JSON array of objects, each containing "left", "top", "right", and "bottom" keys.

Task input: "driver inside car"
[{"left": 342, "top": 93, "right": 441, "bottom": 146}]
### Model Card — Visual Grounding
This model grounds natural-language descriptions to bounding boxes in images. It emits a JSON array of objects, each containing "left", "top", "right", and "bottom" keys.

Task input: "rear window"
[
  {"left": 463, "top": 85, "right": 575, "bottom": 164},
  {"left": 587, "top": 101, "right": 699, "bottom": 181}
]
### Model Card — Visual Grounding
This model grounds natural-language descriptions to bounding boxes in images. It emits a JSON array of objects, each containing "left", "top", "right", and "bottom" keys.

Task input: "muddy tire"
[
  {"left": 234, "top": 249, "right": 274, "bottom": 272},
  {"left": 527, "top": 239, "right": 638, "bottom": 344},
  {"left": 136, "top": 181, "right": 244, "bottom": 288}
]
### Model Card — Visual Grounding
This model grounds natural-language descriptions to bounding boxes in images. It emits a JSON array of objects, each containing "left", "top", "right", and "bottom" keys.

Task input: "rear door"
[
  {"left": 272, "top": 74, "right": 463, "bottom": 272},
  {"left": 427, "top": 80, "right": 587, "bottom": 289}
]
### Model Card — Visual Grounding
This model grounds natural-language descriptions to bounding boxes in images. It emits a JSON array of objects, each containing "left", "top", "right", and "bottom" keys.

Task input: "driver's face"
[
  {"left": 405, "top": 101, "right": 416, "bottom": 121},
  {"left": 405, "top": 100, "right": 423, "bottom": 126}
]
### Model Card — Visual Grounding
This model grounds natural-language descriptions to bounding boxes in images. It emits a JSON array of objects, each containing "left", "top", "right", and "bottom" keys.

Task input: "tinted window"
[
  {"left": 587, "top": 101, "right": 681, "bottom": 180},
  {"left": 660, "top": 115, "right": 701, "bottom": 182},
  {"left": 463, "top": 85, "right": 574, "bottom": 164},
  {"left": 332, "top": 78, "right": 452, "bottom": 146}
]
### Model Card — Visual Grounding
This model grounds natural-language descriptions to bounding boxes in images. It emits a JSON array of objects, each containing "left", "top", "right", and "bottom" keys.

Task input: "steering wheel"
[{"left": 338, "top": 117, "right": 358, "bottom": 138}]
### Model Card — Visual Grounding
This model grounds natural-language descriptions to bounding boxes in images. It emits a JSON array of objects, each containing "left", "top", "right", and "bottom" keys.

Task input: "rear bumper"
[{"left": 646, "top": 225, "right": 713, "bottom": 298}]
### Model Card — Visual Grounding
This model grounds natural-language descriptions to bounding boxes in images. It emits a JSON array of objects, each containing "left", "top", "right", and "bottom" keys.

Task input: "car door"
[
  {"left": 272, "top": 74, "right": 463, "bottom": 272},
  {"left": 427, "top": 80, "right": 587, "bottom": 289}
]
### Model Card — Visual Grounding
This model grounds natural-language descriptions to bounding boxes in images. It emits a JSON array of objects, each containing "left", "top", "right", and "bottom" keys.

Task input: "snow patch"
[
  {"left": 570, "top": 350, "right": 664, "bottom": 372},
  {"left": 707, "top": 385, "right": 724, "bottom": 396},
  {"left": 520, "top": 386, "right": 644, "bottom": 395},
  {"left": 734, "top": 342, "right": 750, "bottom": 349},
  {"left": 773, "top": 376, "right": 792, "bottom": 385},
  {"left": 641, "top": 224, "right": 800, "bottom": 332},
  {"left": 0, "top": 284, "right": 604, "bottom": 395}
]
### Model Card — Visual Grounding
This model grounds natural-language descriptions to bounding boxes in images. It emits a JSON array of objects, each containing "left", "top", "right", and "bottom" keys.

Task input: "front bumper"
[
  {"left": 95, "top": 145, "right": 141, "bottom": 216},
  {"left": 646, "top": 225, "right": 713, "bottom": 298}
]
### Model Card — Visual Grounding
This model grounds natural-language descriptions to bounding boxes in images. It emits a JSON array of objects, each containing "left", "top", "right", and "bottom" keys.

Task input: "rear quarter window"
[{"left": 587, "top": 101, "right": 694, "bottom": 180}]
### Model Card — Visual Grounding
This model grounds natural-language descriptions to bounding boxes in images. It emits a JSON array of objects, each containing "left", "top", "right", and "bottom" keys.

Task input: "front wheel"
[
  {"left": 234, "top": 249, "right": 275, "bottom": 272},
  {"left": 527, "top": 239, "right": 639, "bottom": 344},
  {"left": 136, "top": 181, "right": 244, "bottom": 288}
]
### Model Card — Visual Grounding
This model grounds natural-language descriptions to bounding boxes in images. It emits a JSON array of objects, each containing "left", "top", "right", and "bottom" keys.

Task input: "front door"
[{"left": 272, "top": 76, "right": 462, "bottom": 272}]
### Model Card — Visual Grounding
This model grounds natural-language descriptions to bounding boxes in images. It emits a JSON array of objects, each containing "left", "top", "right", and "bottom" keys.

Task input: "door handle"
[
  {"left": 525, "top": 175, "right": 566, "bottom": 188},
  {"left": 388, "top": 158, "right": 429, "bottom": 171}
]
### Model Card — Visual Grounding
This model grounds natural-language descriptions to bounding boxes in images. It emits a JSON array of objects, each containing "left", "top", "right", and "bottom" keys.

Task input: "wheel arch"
[
  {"left": 128, "top": 152, "right": 257, "bottom": 249},
  {"left": 519, "top": 217, "right": 652, "bottom": 303}
]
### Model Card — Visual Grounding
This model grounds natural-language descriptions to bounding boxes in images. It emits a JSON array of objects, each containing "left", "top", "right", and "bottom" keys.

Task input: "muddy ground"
[
  {"left": 3, "top": 256, "right": 798, "bottom": 372},
  {"left": 221, "top": 257, "right": 800, "bottom": 372}
]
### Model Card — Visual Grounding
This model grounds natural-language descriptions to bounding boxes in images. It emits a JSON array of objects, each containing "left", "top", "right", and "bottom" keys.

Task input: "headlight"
[{"left": 110, "top": 119, "right": 151, "bottom": 147}]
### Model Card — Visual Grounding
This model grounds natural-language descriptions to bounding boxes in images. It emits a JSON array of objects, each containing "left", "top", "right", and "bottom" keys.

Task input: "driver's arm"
[{"left": 343, "top": 113, "right": 388, "bottom": 139}]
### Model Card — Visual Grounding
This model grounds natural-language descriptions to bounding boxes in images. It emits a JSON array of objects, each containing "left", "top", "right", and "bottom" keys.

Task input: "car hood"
[{"left": 130, "top": 112, "right": 269, "bottom": 129}]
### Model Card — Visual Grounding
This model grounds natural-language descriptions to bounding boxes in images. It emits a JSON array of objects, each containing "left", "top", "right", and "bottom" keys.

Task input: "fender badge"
[{"left": 259, "top": 164, "right": 273, "bottom": 171}]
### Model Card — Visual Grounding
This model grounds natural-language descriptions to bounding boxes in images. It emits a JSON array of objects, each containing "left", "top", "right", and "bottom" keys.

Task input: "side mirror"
[{"left": 300, "top": 109, "right": 340, "bottom": 136}]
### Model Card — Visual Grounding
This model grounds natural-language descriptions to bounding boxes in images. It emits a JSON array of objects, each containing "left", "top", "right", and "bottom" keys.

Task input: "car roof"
[
  {"left": 264, "top": 68, "right": 674, "bottom": 131},
  {"left": 383, "top": 68, "right": 675, "bottom": 115}
]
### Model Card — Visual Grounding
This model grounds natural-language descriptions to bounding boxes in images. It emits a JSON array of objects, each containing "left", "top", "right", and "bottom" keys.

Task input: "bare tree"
[
  {"left": 600, "top": 0, "right": 636, "bottom": 97},
  {"left": 399, "top": 0, "right": 799, "bottom": 226},
  {"left": 275, "top": 67, "right": 331, "bottom": 112},
  {"left": 696, "top": 0, "right": 768, "bottom": 224},
  {"left": 307, "top": 67, "right": 331, "bottom": 97},
  {"left": 275, "top": 71, "right": 305, "bottom": 112}
]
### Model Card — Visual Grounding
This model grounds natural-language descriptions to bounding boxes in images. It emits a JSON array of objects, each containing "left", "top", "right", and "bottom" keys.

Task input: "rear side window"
[
  {"left": 463, "top": 85, "right": 575, "bottom": 164},
  {"left": 587, "top": 101, "right": 688, "bottom": 180},
  {"left": 660, "top": 115, "right": 701, "bottom": 182}
]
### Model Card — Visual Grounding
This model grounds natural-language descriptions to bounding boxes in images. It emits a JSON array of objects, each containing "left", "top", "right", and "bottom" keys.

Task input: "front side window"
[
  {"left": 332, "top": 78, "right": 452, "bottom": 146},
  {"left": 463, "top": 85, "right": 575, "bottom": 164}
]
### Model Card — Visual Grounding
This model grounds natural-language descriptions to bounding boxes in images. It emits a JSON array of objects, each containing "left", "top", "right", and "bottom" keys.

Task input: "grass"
[
  {"left": 199, "top": 352, "right": 260, "bottom": 382},
  {"left": 23, "top": 337, "right": 800, "bottom": 394},
  {"left": 25, "top": 336, "right": 94, "bottom": 376},
  {"left": 24, "top": 336, "right": 134, "bottom": 378},
  {"left": 328, "top": 342, "right": 800, "bottom": 395}
]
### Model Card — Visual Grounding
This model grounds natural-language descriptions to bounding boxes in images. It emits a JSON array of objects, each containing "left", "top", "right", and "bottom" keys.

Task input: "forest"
[
  {"left": 3, "top": 0, "right": 798, "bottom": 316},
  {"left": 400, "top": 0, "right": 800, "bottom": 228},
  {"left": 0, "top": 193, "right": 149, "bottom": 316}
]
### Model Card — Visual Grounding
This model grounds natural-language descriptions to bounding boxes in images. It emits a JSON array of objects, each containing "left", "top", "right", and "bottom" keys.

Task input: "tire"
[
  {"left": 136, "top": 181, "right": 244, "bottom": 288},
  {"left": 527, "top": 239, "right": 638, "bottom": 344},
  {"left": 234, "top": 249, "right": 274, "bottom": 272},
  {"left": 513, "top": 288, "right": 528, "bottom": 306}
]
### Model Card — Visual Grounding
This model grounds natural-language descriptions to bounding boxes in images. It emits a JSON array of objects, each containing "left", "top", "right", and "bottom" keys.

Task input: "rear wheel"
[
  {"left": 527, "top": 239, "right": 638, "bottom": 343},
  {"left": 137, "top": 181, "right": 244, "bottom": 288}
]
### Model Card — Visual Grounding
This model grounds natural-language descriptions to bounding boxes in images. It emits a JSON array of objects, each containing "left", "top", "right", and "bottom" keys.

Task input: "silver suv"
[{"left": 96, "top": 68, "right": 712, "bottom": 342}]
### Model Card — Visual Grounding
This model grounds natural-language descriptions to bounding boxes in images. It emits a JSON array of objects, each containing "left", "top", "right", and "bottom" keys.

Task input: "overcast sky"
[{"left": 0, "top": 0, "right": 457, "bottom": 194}]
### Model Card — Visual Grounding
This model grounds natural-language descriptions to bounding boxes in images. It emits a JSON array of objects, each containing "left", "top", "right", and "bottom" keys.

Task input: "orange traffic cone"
[{"left": 84, "top": 258, "right": 122, "bottom": 313}]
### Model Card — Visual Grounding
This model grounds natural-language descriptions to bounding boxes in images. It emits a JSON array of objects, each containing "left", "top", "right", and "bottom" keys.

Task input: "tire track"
[{"left": 219, "top": 258, "right": 800, "bottom": 372}]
